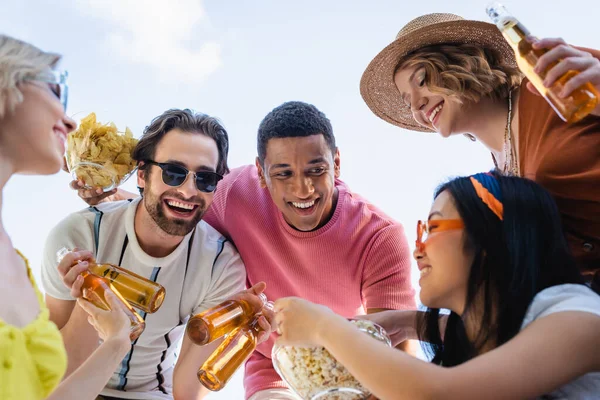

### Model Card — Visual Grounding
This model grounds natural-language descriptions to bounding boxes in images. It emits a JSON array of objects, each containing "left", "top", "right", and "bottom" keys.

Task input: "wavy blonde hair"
[
  {"left": 0, "top": 35, "right": 61, "bottom": 118},
  {"left": 396, "top": 43, "right": 522, "bottom": 104}
]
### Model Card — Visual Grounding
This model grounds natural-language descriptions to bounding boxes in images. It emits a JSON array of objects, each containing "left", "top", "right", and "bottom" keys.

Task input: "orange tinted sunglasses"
[{"left": 416, "top": 219, "right": 465, "bottom": 252}]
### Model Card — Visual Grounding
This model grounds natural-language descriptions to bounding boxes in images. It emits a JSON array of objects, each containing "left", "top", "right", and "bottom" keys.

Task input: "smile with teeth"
[
  {"left": 428, "top": 102, "right": 443, "bottom": 123},
  {"left": 420, "top": 266, "right": 432, "bottom": 278},
  {"left": 291, "top": 200, "right": 315, "bottom": 209},
  {"left": 166, "top": 200, "right": 196, "bottom": 211}
]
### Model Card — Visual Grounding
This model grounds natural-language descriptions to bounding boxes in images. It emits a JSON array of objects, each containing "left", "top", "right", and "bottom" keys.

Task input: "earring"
[{"left": 464, "top": 134, "right": 476, "bottom": 142}]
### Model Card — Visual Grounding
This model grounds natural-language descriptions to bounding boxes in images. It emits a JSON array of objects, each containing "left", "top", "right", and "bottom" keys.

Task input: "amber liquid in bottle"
[
  {"left": 56, "top": 248, "right": 145, "bottom": 341},
  {"left": 80, "top": 270, "right": 146, "bottom": 341},
  {"left": 87, "top": 262, "right": 165, "bottom": 313},
  {"left": 197, "top": 319, "right": 263, "bottom": 391},
  {"left": 487, "top": 2, "right": 598, "bottom": 123},
  {"left": 57, "top": 247, "right": 166, "bottom": 313},
  {"left": 186, "top": 293, "right": 267, "bottom": 346}
]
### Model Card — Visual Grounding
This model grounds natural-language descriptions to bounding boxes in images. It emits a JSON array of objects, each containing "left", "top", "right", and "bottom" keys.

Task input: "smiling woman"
[
  {"left": 273, "top": 171, "right": 600, "bottom": 399},
  {"left": 361, "top": 12, "right": 600, "bottom": 291},
  {"left": 0, "top": 34, "right": 136, "bottom": 400}
]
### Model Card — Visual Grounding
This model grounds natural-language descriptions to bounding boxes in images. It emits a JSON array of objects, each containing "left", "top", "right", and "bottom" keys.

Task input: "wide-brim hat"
[{"left": 360, "top": 13, "right": 517, "bottom": 132}]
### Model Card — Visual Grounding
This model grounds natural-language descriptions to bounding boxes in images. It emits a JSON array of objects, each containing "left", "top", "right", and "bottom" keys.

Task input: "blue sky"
[{"left": 2, "top": 0, "right": 597, "bottom": 398}]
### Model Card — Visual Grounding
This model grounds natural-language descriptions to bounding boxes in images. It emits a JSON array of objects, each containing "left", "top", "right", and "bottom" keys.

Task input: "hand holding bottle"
[
  {"left": 187, "top": 281, "right": 274, "bottom": 345},
  {"left": 57, "top": 248, "right": 95, "bottom": 297},
  {"left": 77, "top": 288, "right": 131, "bottom": 345},
  {"left": 228, "top": 282, "right": 275, "bottom": 344},
  {"left": 529, "top": 37, "right": 600, "bottom": 114}
]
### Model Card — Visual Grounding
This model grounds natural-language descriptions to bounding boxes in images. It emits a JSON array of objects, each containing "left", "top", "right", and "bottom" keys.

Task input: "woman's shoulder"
[{"left": 521, "top": 284, "right": 600, "bottom": 329}]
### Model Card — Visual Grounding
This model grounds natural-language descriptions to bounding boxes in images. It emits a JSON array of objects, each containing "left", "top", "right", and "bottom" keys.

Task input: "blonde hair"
[
  {"left": 0, "top": 35, "right": 61, "bottom": 118},
  {"left": 396, "top": 43, "right": 522, "bottom": 104}
]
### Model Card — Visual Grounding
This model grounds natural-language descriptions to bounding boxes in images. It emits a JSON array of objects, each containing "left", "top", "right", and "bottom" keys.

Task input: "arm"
[
  {"left": 41, "top": 218, "right": 103, "bottom": 377},
  {"left": 48, "top": 336, "right": 129, "bottom": 400},
  {"left": 366, "top": 308, "right": 417, "bottom": 355},
  {"left": 46, "top": 296, "right": 101, "bottom": 377},
  {"left": 174, "top": 282, "right": 274, "bottom": 399},
  {"left": 48, "top": 292, "right": 131, "bottom": 400},
  {"left": 358, "top": 309, "right": 447, "bottom": 345},
  {"left": 279, "top": 300, "right": 600, "bottom": 400},
  {"left": 172, "top": 335, "right": 222, "bottom": 400},
  {"left": 361, "top": 225, "right": 417, "bottom": 352}
]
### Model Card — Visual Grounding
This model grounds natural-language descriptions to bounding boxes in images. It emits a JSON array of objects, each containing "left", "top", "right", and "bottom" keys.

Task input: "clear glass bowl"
[
  {"left": 68, "top": 161, "right": 136, "bottom": 192},
  {"left": 65, "top": 112, "right": 138, "bottom": 192},
  {"left": 272, "top": 319, "right": 392, "bottom": 400}
]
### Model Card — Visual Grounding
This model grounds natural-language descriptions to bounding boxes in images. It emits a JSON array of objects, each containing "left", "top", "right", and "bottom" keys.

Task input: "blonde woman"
[
  {"left": 0, "top": 34, "right": 131, "bottom": 400},
  {"left": 360, "top": 14, "right": 600, "bottom": 291}
]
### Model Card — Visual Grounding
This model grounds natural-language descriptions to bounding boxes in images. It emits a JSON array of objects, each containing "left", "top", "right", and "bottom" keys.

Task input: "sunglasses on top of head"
[{"left": 144, "top": 160, "right": 223, "bottom": 193}]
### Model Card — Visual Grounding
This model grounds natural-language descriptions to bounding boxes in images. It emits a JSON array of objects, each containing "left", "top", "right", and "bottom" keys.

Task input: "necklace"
[{"left": 495, "top": 91, "right": 520, "bottom": 176}]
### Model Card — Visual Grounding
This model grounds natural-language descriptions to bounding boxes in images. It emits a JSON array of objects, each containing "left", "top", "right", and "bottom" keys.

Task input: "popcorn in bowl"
[
  {"left": 272, "top": 319, "right": 392, "bottom": 400},
  {"left": 66, "top": 112, "right": 138, "bottom": 192}
]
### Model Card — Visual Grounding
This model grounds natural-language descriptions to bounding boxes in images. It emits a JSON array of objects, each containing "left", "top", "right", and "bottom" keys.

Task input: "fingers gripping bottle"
[
  {"left": 487, "top": 2, "right": 598, "bottom": 123},
  {"left": 196, "top": 302, "right": 274, "bottom": 391},
  {"left": 186, "top": 293, "right": 268, "bottom": 345},
  {"left": 56, "top": 248, "right": 145, "bottom": 341},
  {"left": 57, "top": 247, "right": 165, "bottom": 313}
]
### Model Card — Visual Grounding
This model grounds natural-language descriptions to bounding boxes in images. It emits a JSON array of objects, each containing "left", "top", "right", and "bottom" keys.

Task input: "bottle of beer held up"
[{"left": 487, "top": 2, "right": 598, "bottom": 123}]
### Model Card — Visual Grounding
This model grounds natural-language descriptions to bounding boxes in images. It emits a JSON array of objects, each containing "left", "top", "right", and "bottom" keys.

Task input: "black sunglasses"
[{"left": 144, "top": 160, "right": 223, "bottom": 193}]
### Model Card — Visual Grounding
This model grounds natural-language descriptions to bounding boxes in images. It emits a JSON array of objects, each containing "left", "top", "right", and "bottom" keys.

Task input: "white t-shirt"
[
  {"left": 41, "top": 198, "right": 246, "bottom": 400},
  {"left": 521, "top": 284, "right": 600, "bottom": 399}
]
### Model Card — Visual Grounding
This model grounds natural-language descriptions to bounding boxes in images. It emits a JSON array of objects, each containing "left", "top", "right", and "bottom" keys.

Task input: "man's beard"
[{"left": 143, "top": 182, "right": 206, "bottom": 236}]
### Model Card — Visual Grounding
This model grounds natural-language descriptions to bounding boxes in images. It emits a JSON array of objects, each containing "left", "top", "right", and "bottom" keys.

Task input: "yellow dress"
[{"left": 0, "top": 251, "right": 67, "bottom": 400}]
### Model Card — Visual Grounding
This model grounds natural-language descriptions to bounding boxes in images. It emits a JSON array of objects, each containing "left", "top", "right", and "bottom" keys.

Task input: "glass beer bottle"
[
  {"left": 56, "top": 248, "right": 145, "bottom": 340},
  {"left": 57, "top": 247, "right": 166, "bottom": 313},
  {"left": 79, "top": 270, "right": 146, "bottom": 341},
  {"left": 186, "top": 293, "right": 267, "bottom": 346},
  {"left": 197, "top": 316, "right": 265, "bottom": 391},
  {"left": 487, "top": 2, "right": 598, "bottom": 123}
]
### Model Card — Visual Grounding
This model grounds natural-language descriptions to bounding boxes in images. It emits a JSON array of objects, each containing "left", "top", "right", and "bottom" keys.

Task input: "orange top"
[{"left": 518, "top": 65, "right": 600, "bottom": 287}]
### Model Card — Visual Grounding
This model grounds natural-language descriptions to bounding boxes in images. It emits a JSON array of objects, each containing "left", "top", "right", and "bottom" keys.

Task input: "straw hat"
[{"left": 360, "top": 13, "right": 517, "bottom": 132}]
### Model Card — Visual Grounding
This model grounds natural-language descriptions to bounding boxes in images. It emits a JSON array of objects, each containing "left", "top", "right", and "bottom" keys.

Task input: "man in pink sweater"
[{"left": 74, "top": 101, "right": 416, "bottom": 400}]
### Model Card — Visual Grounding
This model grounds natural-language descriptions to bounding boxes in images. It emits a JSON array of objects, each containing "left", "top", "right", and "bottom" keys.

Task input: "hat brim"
[{"left": 360, "top": 20, "right": 516, "bottom": 133}]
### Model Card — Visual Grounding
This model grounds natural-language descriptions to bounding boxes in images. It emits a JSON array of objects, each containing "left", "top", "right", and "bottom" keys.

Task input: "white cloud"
[{"left": 75, "top": 0, "right": 221, "bottom": 84}]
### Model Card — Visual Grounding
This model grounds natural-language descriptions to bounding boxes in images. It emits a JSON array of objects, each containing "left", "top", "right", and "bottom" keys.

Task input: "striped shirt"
[{"left": 42, "top": 198, "right": 246, "bottom": 400}]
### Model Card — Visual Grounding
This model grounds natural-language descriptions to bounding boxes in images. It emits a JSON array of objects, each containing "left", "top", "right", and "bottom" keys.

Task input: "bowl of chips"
[{"left": 66, "top": 113, "right": 139, "bottom": 192}]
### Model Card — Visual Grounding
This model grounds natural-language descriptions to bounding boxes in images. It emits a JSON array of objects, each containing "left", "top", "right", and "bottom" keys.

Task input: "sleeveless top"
[{"left": 0, "top": 250, "right": 67, "bottom": 399}]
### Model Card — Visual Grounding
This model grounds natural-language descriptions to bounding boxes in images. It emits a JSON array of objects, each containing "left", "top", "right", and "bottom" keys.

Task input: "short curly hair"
[
  {"left": 0, "top": 35, "right": 61, "bottom": 118},
  {"left": 257, "top": 101, "right": 336, "bottom": 163},
  {"left": 396, "top": 43, "right": 523, "bottom": 104}
]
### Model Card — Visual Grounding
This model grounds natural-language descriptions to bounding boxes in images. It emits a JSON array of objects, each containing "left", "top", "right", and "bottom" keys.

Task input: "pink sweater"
[{"left": 203, "top": 165, "right": 416, "bottom": 398}]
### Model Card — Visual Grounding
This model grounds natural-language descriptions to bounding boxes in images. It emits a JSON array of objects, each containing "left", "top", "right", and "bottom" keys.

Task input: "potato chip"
[{"left": 66, "top": 113, "right": 139, "bottom": 190}]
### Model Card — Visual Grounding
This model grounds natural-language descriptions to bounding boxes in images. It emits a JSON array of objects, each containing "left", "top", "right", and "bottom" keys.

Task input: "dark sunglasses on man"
[{"left": 144, "top": 160, "right": 223, "bottom": 193}]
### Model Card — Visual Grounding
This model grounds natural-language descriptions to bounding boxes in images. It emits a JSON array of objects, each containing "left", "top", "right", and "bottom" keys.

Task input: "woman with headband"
[
  {"left": 275, "top": 172, "right": 600, "bottom": 399},
  {"left": 360, "top": 13, "right": 600, "bottom": 292}
]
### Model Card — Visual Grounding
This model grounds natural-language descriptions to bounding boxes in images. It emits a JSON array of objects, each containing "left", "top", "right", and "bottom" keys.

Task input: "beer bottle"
[
  {"left": 57, "top": 247, "right": 165, "bottom": 313},
  {"left": 56, "top": 248, "right": 145, "bottom": 341},
  {"left": 197, "top": 306, "right": 271, "bottom": 391},
  {"left": 186, "top": 293, "right": 267, "bottom": 346},
  {"left": 487, "top": 2, "right": 598, "bottom": 123}
]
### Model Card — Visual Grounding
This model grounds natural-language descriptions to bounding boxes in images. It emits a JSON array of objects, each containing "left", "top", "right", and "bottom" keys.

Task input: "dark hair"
[
  {"left": 257, "top": 101, "right": 336, "bottom": 163},
  {"left": 418, "top": 171, "right": 586, "bottom": 366},
  {"left": 133, "top": 109, "right": 229, "bottom": 176}
]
